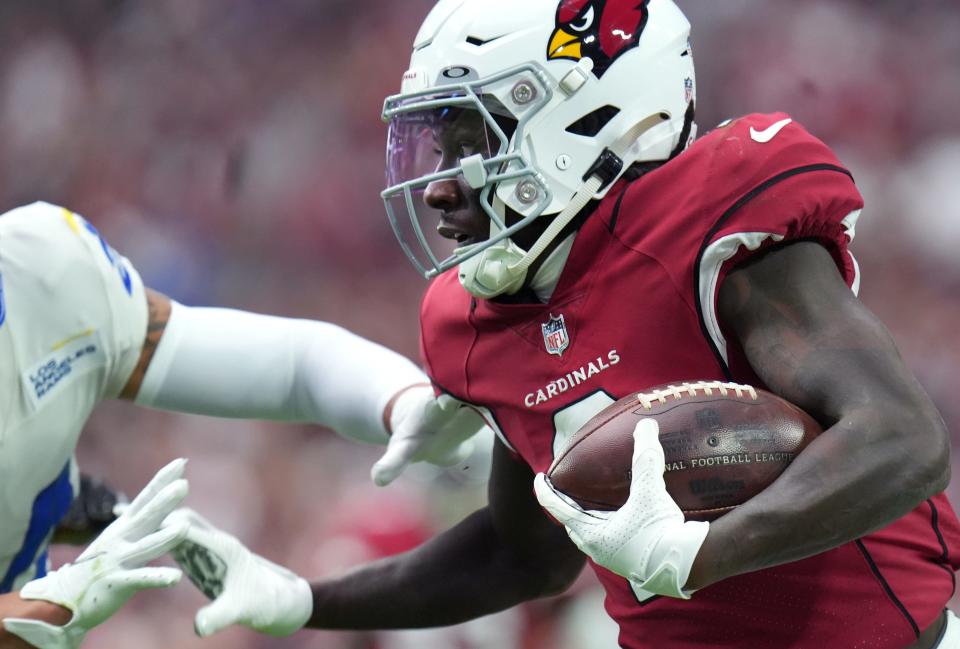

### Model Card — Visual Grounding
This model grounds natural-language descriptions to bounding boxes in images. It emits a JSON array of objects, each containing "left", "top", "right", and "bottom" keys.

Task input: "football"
[{"left": 547, "top": 381, "right": 822, "bottom": 521}]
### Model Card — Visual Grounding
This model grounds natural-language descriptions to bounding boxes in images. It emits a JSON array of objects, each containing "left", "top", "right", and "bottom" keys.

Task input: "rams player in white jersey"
[{"left": 0, "top": 201, "right": 482, "bottom": 649}]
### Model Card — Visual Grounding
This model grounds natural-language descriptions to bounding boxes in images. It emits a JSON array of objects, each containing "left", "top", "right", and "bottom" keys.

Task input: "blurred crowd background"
[{"left": 0, "top": 0, "right": 958, "bottom": 647}]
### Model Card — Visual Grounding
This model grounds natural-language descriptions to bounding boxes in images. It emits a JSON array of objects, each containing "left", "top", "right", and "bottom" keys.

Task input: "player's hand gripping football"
[
  {"left": 371, "top": 385, "right": 485, "bottom": 487},
  {"left": 163, "top": 508, "right": 312, "bottom": 638},
  {"left": 534, "top": 419, "right": 710, "bottom": 599},
  {"left": 3, "top": 459, "right": 190, "bottom": 649}
]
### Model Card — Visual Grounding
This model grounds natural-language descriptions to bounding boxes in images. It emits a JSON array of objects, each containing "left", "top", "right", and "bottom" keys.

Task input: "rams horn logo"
[{"left": 547, "top": 0, "right": 651, "bottom": 78}]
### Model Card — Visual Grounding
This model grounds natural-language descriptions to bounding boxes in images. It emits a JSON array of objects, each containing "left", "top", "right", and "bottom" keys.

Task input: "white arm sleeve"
[{"left": 133, "top": 302, "right": 428, "bottom": 444}]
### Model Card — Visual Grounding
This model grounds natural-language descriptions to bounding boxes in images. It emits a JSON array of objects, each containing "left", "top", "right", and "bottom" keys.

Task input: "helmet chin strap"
[
  {"left": 528, "top": 232, "right": 577, "bottom": 303},
  {"left": 458, "top": 112, "right": 669, "bottom": 300}
]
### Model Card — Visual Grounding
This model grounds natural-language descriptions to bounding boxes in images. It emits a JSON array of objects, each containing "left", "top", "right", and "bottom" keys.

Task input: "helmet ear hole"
[{"left": 565, "top": 105, "right": 622, "bottom": 137}]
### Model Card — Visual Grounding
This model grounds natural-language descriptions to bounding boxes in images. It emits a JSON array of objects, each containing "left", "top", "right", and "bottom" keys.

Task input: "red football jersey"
[{"left": 419, "top": 113, "right": 960, "bottom": 648}]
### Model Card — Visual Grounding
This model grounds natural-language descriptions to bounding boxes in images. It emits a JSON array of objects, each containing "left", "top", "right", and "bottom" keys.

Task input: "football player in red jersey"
[{"left": 168, "top": 1, "right": 960, "bottom": 647}]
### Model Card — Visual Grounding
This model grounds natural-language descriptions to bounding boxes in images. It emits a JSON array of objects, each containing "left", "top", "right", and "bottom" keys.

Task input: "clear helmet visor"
[
  {"left": 382, "top": 78, "right": 552, "bottom": 279},
  {"left": 385, "top": 101, "right": 505, "bottom": 188}
]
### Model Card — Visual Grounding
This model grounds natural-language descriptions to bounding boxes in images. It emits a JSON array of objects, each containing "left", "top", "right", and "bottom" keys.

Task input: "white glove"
[
  {"left": 3, "top": 459, "right": 190, "bottom": 649},
  {"left": 371, "top": 385, "right": 485, "bottom": 487},
  {"left": 534, "top": 419, "right": 710, "bottom": 599},
  {"left": 164, "top": 508, "right": 312, "bottom": 638}
]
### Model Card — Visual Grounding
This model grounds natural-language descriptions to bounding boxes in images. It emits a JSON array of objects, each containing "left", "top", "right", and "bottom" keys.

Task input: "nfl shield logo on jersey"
[{"left": 542, "top": 313, "right": 570, "bottom": 356}]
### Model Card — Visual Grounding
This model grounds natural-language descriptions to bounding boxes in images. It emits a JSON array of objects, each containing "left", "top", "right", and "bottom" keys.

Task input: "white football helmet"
[{"left": 382, "top": 0, "right": 696, "bottom": 298}]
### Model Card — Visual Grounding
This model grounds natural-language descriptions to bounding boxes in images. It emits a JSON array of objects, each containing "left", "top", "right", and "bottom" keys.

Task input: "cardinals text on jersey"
[{"left": 419, "top": 115, "right": 960, "bottom": 649}]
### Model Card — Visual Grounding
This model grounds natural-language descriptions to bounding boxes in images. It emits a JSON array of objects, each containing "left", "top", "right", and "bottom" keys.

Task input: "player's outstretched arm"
[
  {"left": 309, "top": 440, "right": 585, "bottom": 629},
  {"left": 0, "top": 459, "right": 190, "bottom": 649},
  {"left": 168, "top": 440, "right": 585, "bottom": 637},
  {"left": 121, "top": 290, "right": 482, "bottom": 483},
  {"left": 685, "top": 240, "right": 950, "bottom": 590}
]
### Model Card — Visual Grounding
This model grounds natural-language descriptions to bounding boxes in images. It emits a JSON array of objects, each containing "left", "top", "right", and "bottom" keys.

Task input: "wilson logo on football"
[{"left": 547, "top": 0, "right": 652, "bottom": 78}]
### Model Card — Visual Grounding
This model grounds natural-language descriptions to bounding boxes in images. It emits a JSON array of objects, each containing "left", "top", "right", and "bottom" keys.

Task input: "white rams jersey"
[{"left": 0, "top": 202, "right": 147, "bottom": 592}]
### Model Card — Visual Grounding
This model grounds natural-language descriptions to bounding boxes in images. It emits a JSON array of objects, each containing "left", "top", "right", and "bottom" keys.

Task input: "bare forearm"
[
  {"left": 697, "top": 241, "right": 952, "bottom": 589},
  {"left": 688, "top": 400, "right": 948, "bottom": 588},
  {"left": 309, "top": 508, "right": 577, "bottom": 629},
  {"left": 0, "top": 593, "right": 71, "bottom": 648}
]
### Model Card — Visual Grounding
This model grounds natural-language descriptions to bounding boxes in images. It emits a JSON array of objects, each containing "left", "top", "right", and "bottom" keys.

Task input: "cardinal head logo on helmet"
[{"left": 548, "top": 0, "right": 651, "bottom": 78}]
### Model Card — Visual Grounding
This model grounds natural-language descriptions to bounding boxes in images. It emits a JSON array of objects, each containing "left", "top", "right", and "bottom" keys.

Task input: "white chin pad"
[{"left": 457, "top": 238, "right": 528, "bottom": 299}]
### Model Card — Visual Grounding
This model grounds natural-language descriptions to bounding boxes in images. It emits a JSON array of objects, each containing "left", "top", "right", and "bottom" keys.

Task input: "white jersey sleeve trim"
[
  {"left": 699, "top": 231, "right": 783, "bottom": 365},
  {"left": 698, "top": 209, "right": 861, "bottom": 366},
  {"left": 842, "top": 209, "right": 862, "bottom": 296}
]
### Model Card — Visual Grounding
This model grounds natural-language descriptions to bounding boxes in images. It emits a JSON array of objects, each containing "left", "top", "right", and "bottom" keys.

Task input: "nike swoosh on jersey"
[{"left": 750, "top": 118, "right": 793, "bottom": 143}]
